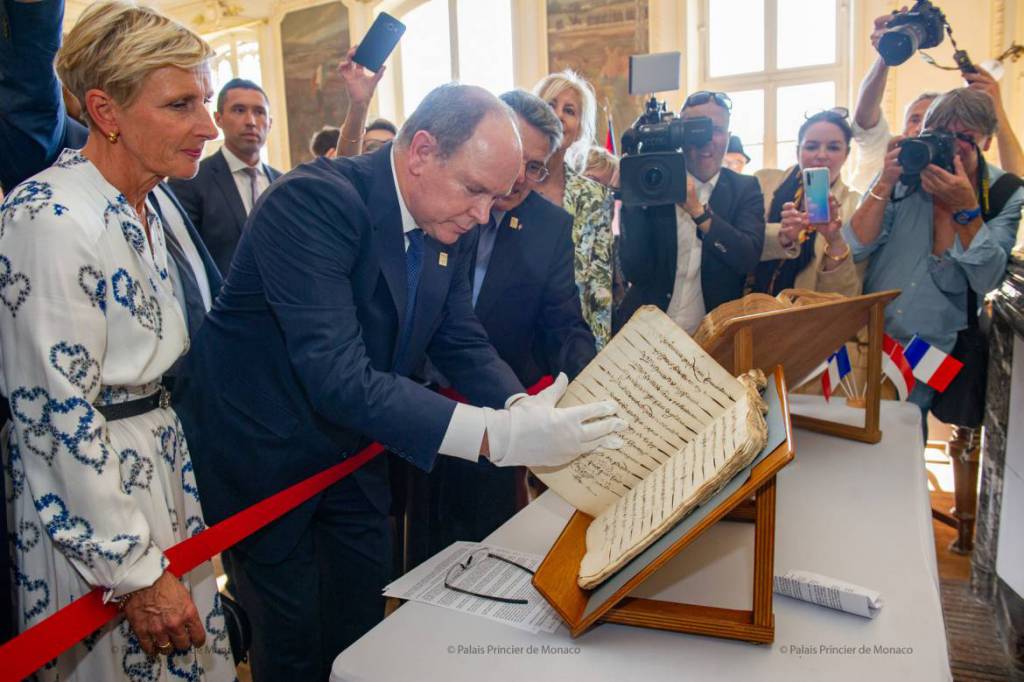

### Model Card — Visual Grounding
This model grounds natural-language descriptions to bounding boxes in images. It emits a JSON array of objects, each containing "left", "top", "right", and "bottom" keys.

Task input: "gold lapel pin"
[
  {"left": 509, "top": 216, "right": 521, "bottom": 230},
  {"left": 438, "top": 252, "right": 449, "bottom": 267}
]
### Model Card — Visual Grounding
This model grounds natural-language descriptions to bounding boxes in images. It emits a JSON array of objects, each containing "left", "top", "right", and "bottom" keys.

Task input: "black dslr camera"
[
  {"left": 619, "top": 98, "right": 713, "bottom": 207},
  {"left": 876, "top": 0, "right": 948, "bottom": 66},
  {"left": 897, "top": 130, "right": 956, "bottom": 187}
]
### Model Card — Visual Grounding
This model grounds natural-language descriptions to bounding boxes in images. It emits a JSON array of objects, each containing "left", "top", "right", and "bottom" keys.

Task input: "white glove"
[{"left": 484, "top": 373, "right": 626, "bottom": 468}]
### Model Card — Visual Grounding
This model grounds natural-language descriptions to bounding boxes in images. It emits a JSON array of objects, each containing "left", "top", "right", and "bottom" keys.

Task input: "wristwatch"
[
  {"left": 952, "top": 206, "right": 982, "bottom": 225},
  {"left": 692, "top": 205, "right": 712, "bottom": 225}
]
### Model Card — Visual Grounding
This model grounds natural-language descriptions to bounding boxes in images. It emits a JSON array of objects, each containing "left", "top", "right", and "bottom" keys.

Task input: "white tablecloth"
[{"left": 331, "top": 397, "right": 951, "bottom": 682}]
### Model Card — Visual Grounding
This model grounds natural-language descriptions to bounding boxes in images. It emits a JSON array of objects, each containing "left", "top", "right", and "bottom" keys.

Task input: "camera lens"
[
  {"left": 878, "top": 22, "right": 926, "bottom": 66},
  {"left": 897, "top": 138, "right": 933, "bottom": 175},
  {"left": 643, "top": 167, "right": 665, "bottom": 189}
]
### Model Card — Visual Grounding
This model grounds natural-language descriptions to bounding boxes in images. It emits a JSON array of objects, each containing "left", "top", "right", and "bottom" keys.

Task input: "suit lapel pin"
[
  {"left": 438, "top": 252, "right": 449, "bottom": 267},
  {"left": 509, "top": 216, "right": 521, "bottom": 230}
]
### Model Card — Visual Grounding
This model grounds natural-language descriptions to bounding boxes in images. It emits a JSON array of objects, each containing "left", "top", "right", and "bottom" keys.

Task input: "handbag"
[
  {"left": 931, "top": 289, "right": 987, "bottom": 427},
  {"left": 220, "top": 592, "right": 252, "bottom": 666},
  {"left": 930, "top": 172, "right": 1023, "bottom": 427}
]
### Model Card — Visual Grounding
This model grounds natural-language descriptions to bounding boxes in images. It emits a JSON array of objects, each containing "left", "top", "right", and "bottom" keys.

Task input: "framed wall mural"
[
  {"left": 546, "top": 0, "right": 650, "bottom": 153},
  {"left": 280, "top": 2, "right": 350, "bottom": 167}
]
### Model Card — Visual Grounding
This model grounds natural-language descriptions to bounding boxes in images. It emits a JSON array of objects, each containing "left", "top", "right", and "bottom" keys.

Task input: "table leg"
[{"left": 947, "top": 425, "right": 981, "bottom": 554}]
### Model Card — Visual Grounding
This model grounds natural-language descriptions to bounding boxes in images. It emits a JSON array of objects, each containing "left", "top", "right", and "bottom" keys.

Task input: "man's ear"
[{"left": 406, "top": 130, "right": 440, "bottom": 177}]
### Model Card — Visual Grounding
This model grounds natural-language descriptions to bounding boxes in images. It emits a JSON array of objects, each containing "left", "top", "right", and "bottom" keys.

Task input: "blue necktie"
[
  {"left": 394, "top": 228, "right": 423, "bottom": 370},
  {"left": 472, "top": 214, "right": 499, "bottom": 308}
]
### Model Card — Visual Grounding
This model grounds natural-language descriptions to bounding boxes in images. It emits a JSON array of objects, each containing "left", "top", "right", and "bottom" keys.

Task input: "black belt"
[{"left": 0, "top": 387, "right": 169, "bottom": 425}]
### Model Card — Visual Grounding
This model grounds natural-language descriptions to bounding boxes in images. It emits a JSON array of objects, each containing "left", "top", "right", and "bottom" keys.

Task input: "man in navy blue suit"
[
  {"left": 174, "top": 84, "right": 625, "bottom": 680},
  {"left": 417, "top": 89, "right": 598, "bottom": 559}
]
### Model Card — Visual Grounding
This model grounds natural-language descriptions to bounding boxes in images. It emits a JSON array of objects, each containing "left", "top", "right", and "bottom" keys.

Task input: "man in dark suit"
[
  {"left": 169, "top": 78, "right": 282, "bottom": 274},
  {"left": 174, "top": 84, "right": 625, "bottom": 680},
  {"left": 418, "top": 89, "right": 598, "bottom": 558},
  {"left": 618, "top": 91, "right": 765, "bottom": 332}
]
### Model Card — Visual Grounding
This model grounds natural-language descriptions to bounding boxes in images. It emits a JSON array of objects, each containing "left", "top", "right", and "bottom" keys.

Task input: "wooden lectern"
[
  {"left": 698, "top": 290, "right": 899, "bottom": 444},
  {"left": 532, "top": 368, "right": 794, "bottom": 643}
]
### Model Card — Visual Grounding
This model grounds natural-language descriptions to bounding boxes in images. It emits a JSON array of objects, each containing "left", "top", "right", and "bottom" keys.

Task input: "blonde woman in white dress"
[{"left": 0, "top": 3, "right": 234, "bottom": 679}]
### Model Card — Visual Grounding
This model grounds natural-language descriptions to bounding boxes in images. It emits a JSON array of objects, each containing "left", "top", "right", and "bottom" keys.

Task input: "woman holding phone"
[{"left": 751, "top": 108, "right": 861, "bottom": 296}]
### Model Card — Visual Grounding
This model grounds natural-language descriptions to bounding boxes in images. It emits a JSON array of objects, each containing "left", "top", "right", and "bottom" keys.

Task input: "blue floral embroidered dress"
[{"left": 0, "top": 150, "right": 235, "bottom": 681}]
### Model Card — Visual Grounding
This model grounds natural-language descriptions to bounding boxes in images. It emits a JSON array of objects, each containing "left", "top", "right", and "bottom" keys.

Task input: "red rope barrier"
[{"left": 0, "top": 443, "right": 384, "bottom": 681}]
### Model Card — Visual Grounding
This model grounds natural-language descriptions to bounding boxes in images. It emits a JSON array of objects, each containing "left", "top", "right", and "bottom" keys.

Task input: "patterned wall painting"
[
  {"left": 546, "top": 0, "right": 650, "bottom": 152},
  {"left": 280, "top": 2, "right": 350, "bottom": 168}
]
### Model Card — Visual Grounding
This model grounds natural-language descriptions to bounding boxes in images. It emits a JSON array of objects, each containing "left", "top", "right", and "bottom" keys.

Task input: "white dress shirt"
[
  {"left": 666, "top": 172, "right": 719, "bottom": 334},
  {"left": 389, "top": 148, "right": 485, "bottom": 462},
  {"left": 221, "top": 145, "right": 271, "bottom": 215}
]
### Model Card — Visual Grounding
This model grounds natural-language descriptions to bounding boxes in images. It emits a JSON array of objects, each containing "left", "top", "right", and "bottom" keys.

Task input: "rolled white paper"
[{"left": 774, "top": 570, "right": 883, "bottom": 619}]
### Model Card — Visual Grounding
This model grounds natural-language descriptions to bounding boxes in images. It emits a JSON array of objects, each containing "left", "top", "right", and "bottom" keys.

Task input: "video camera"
[
  {"left": 618, "top": 52, "right": 713, "bottom": 207},
  {"left": 876, "top": 0, "right": 977, "bottom": 73}
]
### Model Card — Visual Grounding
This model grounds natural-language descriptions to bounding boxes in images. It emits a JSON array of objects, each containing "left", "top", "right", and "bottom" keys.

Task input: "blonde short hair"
[
  {"left": 584, "top": 146, "right": 618, "bottom": 177},
  {"left": 533, "top": 69, "right": 598, "bottom": 173},
  {"left": 57, "top": 1, "right": 213, "bottom": 127}
]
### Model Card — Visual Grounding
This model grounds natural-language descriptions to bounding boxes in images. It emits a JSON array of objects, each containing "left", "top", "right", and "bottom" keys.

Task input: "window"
[
  {"left": 206, "top": 29, "right": 266, "bottom": 161},
  {"left": 392, "top": 0, "right": 514, "bottom": 119},
  {"left": 700, "top": 0, "right": 847, "bottom": 173}
]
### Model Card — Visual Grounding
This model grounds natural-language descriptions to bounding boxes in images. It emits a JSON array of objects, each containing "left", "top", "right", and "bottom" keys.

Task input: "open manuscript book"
[{"left": 531, "top": 306, "right": 768, "bottom": 589}]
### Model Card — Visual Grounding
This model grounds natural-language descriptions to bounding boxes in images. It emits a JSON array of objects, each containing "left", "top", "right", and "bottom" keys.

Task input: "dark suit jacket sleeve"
[
  {"left": 703, "top": 175, "right": 766, "bottom": 276},
  {"left": 0, "top": 0, "right": 72, "bottom": 191},
  {"left": 167, "top": 175, "right": 203, "bottom": 232},
  {"left": 248, "top": 173, "right": 459, "bottom": 469},
  {"left": 538, "top": 213, "right": 597, "bottom": 379},
  {"left": 426, "top": 241, "right": 524, "bottom": 408}
]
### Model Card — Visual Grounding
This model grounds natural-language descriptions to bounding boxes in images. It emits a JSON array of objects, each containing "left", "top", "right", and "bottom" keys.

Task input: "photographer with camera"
[
  {"left": 845, "top": 88, "right": 1023, "bottom": 429},
  {"left": 850, "top": 4, "right": 1023, "bottom": 192},
  {"left": 617, "top": 91, "right": 765, "bottom": 334}
]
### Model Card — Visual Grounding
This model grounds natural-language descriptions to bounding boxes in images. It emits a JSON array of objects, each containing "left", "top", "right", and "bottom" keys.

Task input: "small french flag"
[
  {"left": 882, "top": 334, "right": 916, "bottom": 400},
  {"left": 904, "top": 335, "right": 963, "bottom": 393},
  {"left": 821, "top": 345, "right": 852, "bottom": 402}
]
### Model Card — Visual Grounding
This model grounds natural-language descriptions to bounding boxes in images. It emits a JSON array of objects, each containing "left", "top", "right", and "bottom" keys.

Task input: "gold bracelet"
[
  {"left": 825, "top": 241, "right": 851, "bottom": 263},
  {"left": 867, "top": 187, "right": 887, "bottom": 202}
]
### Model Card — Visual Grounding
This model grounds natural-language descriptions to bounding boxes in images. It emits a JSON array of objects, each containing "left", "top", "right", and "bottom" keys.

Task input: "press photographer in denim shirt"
[{"left": 844, "top": 88, "right": 1024, "bottom": 424}]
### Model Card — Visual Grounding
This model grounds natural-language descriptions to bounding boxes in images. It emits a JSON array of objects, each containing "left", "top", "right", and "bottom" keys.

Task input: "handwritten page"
[
  {"left": 578, "top": 390, "right": 765, "bottom": 588},
  {"left": 532, "top": 306, "right": 746, "bottom": 517}
]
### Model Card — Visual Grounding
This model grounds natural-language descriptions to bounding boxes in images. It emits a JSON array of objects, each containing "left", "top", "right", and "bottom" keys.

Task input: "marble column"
[{"left": 973, "top": 256, "right": 1024, "bottom": 674}]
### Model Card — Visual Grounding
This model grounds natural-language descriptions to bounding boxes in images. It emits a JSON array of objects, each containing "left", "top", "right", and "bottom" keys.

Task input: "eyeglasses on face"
[
  {"left": 443, "top": 548, "right": 536, "bottom": 605},
  {"left": 524, "top": 161, "right": 550, "bottom": 183}
]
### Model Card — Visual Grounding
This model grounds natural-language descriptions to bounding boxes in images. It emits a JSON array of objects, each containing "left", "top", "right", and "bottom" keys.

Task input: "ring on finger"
[{"left": 157, "top": 641, "right": 173, "bottom": 652}]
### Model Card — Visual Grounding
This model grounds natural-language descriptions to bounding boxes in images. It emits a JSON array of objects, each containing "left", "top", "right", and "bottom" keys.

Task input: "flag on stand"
[
  {"left": 605, "top": 109, "right": 616, "bottom": 155},
  {"left": 821, "top": 345, "right": 852, "bottom": 402},
  {"left": 904, "top": 335, "right": 963, "bottom": 392},
  {"left": 881, "top": 334, "right": 916, "bottom": 400}
]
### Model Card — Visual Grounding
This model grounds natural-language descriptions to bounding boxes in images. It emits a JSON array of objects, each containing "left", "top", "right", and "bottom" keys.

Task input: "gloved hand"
[{"left": 484, "top": 373, "right": 626, "bottom": 468}]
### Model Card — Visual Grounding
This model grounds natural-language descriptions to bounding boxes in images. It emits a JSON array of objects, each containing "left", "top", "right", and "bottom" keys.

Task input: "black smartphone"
[{"left": 352, "top": 12, "right": 406, "bottom": 73}]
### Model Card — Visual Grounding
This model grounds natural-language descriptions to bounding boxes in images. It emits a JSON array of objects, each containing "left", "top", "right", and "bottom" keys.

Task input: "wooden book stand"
[
  {"left": 698, "top": 290, "right": 899, "bottom": 444},
  {"left": 532, "top": 368, "right": 794, "bottom": 643}
]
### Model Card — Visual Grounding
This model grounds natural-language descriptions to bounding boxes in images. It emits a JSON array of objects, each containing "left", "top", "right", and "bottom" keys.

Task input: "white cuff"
[
  {"left": 438, "top": 402, "right": 486, "bottom": 462},
  {"left": 105, "top": 541, "right": 168, "bottom": 601}
]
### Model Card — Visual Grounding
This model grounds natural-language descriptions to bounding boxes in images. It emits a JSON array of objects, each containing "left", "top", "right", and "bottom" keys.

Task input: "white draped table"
[{"left": 331, "top": 397, "right": 951, "bottom": 682}]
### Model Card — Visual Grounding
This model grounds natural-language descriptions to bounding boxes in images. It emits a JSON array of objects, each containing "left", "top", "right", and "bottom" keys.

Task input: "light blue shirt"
[
  {"left": 471, "top": 210, "right": 505, "bottom": 307},
  {"left": 842, "top": 163, "right": 1023, "bottom": 353}
]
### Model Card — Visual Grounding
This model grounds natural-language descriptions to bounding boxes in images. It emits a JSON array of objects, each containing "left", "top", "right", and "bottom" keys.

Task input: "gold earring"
[{"left": 106, "top": 130, "right": 120, "bottom": 144}]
